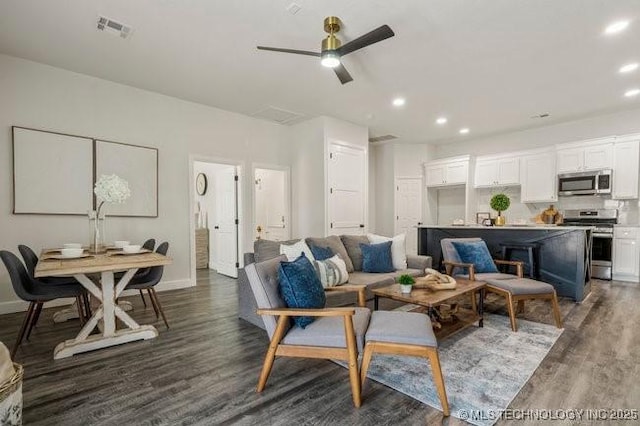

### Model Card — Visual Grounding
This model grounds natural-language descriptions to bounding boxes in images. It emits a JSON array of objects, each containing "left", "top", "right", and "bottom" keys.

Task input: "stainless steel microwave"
[{"left": 558, "top": 169, "right": 612, "bottom": 196}]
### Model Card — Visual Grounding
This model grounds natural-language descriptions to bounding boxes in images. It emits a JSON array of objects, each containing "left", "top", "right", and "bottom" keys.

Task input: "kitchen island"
[{"left": 417, "top": 225, "right": 593, "bottom": 302}]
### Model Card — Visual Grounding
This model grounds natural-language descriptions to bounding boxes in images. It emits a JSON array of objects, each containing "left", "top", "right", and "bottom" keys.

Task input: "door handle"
[
  {"left": 214, "top": 226, "right": 220, "bottom": 230},
  {"left": 359, "top": 224, "right": 365, "bottom": 228},
  {"left": 418, "top": 222, "right": 423, "bottom": 225}
]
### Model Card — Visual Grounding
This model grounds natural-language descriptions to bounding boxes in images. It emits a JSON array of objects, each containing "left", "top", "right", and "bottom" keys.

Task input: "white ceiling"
[{"left": 0, "top": 0, "right": 639, "bottom": 144}]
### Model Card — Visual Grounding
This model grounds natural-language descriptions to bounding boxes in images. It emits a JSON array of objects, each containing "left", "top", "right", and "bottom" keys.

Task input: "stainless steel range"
[{"left": 563, "top": 209, "right": 618, "bottom": 280}]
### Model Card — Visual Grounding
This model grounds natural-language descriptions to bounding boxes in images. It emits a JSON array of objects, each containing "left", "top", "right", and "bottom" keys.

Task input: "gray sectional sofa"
[{"left": 238, "top": 235, "right": 433, "bottom": 329}]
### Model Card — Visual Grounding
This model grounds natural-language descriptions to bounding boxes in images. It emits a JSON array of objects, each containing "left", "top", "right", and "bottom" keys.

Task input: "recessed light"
[
  {"left": 436, "top": 117, "right": 448, "bottom": 125},
  {"left": 625, "top": 88, "right": 640, "bottom": 97},
  {"left": 619, "top": 63, "right": 639, "bottom": 73},
  {"left": 459, "top": 128, "right": 470, "bottom": 134},
  {"left": 604, "top": 20, "right": 630, "bottom": 35},
  {"left": 392, "top": 98, "right": 406, "bottom": 107}
]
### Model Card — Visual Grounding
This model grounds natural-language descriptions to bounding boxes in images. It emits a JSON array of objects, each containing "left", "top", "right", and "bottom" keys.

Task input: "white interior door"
[
  {"left": 255, "top": 168, "right": 289, "bottom": 241},
  {"left": 214, "top": 166, "right": 238, "bottom": 278},
  {"left": 328, "top": 143, "right": 366, "bottom": 235},
  {"left": 395, "top": 177, "right": 423, "bottom": 255}
]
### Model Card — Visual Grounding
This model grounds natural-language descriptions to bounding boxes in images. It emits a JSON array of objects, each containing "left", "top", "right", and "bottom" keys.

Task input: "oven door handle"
[{"left": 592, "top": 233, "right": 613, "bottom": 238}]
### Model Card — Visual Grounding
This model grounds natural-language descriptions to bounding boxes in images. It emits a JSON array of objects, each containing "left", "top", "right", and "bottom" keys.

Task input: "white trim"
[
  {"left": 251, "top": 162, "right": 291, "bottom": 241},
  {"left": 0, "top": 279, "right": 195, "bottom": 315},
  {"left": 189, "top": 155, "right": 244, "bottom": 281}
]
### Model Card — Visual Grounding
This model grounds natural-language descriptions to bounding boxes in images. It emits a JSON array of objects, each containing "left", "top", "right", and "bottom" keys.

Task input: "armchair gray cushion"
[
  {"left": 366, "top": 311, "right": 437, "bottom": 347},
  {"left": 244, "top": 255, "right": 289, "bottom": 338},
  {"left": 282, "top": 307, "right": 371, "bottom": 352},
  {"left": 485, "top": 277, "right": 555, "bottom": 295}
]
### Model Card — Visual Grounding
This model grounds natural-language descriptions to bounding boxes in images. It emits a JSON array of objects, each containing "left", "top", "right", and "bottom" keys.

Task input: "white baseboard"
[{"left": 0, "top": 278, "right": 196, "bottom": 315}]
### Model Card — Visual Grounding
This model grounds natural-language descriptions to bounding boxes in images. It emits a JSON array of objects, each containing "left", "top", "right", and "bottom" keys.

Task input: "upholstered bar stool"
[
  {"left": 499, "top": 241, "right": 540, "bottom": 279},
  {"left": 360, "top": 310, "right": 450, "bottom": 416}
]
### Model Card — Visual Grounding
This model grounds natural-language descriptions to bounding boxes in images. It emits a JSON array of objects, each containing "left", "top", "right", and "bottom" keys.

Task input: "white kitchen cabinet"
[
  {"left": 520, "top": 151, "right": 557, "bottom": 203},
  {"left": 474, "top": 156, "right": 520, "bottom": 187},
  {"left": 613, "top": 226, "right": 640, "bottom": 282},
  {"left": 556, "top": 140, "right": 613, "bottom": 173},
  {"left": 425, "top": 157, "right": 469, "bottom": 187},
  {"left": 612, "top": 138, "right": 640, "bottom": 200}
]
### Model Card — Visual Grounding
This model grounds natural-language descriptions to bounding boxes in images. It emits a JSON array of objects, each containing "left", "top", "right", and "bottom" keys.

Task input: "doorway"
[
  {"left": 395, "top": 176, "right": 423, "bottom": 255},
  {"left": 253, "top": 166, "right": 290, "bottom": 241},
  {"left": 193, "top": 160, "right": 241, "bottom": 278}
]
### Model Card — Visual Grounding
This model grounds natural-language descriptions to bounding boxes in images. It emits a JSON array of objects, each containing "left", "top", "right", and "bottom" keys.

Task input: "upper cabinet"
[
  {"left": 474, "top": 155, "right": 520, "bottom": 188},
  {"left": 612, "top": 136, "right": 640, "bottom": 200},
  {"left": 556, "top": 138, "right": 614, "bottom": 173},
  {"left": 425, "top": 156, "right": 469, "bottom": 187},
  {"left": 520, "top": 150, "right": 557, "bottom": 203}
]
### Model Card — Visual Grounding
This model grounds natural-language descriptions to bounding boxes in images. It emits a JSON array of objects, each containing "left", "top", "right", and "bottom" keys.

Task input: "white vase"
[{"left": 400, "top": 284, "right": 412, "bottom": 294}]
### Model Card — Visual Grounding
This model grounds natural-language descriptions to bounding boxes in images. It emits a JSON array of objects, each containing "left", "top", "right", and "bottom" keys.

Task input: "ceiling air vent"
[
  {"left": 251, "top": 106, "right": 304, "bottom": 125},
  {"left": 97, "top": 16, "right": 133, "bottom": 39},
  {"left": 368, "top": 134, "right": 398, "bottom": 143}
]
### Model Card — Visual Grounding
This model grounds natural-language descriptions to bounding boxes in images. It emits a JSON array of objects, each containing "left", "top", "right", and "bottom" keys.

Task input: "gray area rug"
[{"left": 349, "top": 314, "right": 563, "bottom": 426}]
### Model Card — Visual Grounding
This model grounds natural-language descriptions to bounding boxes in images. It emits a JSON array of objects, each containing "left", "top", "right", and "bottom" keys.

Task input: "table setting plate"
[
  {"left": 108, "top": 248, "right": 152, "bottom": 256},
  {"left": 47, "top": 253, "right": 95, "bottom": 260}
]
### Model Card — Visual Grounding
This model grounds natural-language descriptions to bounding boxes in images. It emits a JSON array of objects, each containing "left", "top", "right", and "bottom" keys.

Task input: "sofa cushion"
[
  {"left": 368, "top": 233, "right": 407, "bottom": 270},
  {"left": 283, "top": 307, "right": 371, "bottom": 353},
  {"left": 366, "top": 311, "right": 437, "bottom": 347},
  {"left": 314, "top": 254, "right": 349, "bottom": 288},
  {"left": 306, "top": 236, "right": 354, "bottom": 272},
  {"left": 346, "top": 272, "right": 396, "bottom": 287},
  {"left": 485, "top": 277, "right": 555, "bottom": 295},
  {"left": 458, "top": 272, "right": 515, "bottom": 281},
  {"left": 280, "top": 239, "right": 315, "bottom": 262},
  {"left": 254, "top": 238, "right": 299, "bottom": 263},
  {"left": 361, "top": 241, "right": 395, "bottom": 273},
  {"left": 452, "top": 240, "right": 498, "bottom": 273},
  {"left": 278, "top": 254, "right": 326, "bottom": 328},
  {"left": 340, "top": 235, "right": 369, "bottom": 271},
  {"left": 309, "top": 244, "right": 334, "bottom": 261}
]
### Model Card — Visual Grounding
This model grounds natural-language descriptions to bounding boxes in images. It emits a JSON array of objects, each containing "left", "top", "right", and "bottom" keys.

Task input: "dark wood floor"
[{"left": 1, "top": 272, "right": 639, "bottom": 425}]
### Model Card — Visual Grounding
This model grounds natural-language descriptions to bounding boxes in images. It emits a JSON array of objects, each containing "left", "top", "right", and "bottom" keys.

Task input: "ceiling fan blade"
[
  {"left": 333, "top": 63, "right": 354, "bottom": 84},
  {"left": 257, "top": 46, "right": 320, "bottom": 57},
  {"left": 336, "top": 25, "right": 395, "bottom": 57}
]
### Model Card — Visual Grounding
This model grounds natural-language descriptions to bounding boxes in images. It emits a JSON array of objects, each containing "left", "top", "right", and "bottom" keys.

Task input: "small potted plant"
[
  {"left": 398, "top": 274, "right": 415, "bottom": 294},
  {"left": 490, "top": 193, "right": 510, "bottom": 226}
]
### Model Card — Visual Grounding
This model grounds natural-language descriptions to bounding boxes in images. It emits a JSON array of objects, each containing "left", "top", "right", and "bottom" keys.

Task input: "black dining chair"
[
  {"left": 18, "top": 244, "right": 91, "bottom": 318},
  {"left": 114, "top": 238, "right": 156, "bottom": 307},
  {"left": 0, "top": 250, "right": 89, "bottom": 359},
  {"left": 125, "top": 242, "right": 170, "bottom": 328}
]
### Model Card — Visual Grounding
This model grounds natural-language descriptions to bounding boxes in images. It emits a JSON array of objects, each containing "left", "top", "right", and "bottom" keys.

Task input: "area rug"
[{"left": 341, "top": 314, "right": 563, "bottom": 426}]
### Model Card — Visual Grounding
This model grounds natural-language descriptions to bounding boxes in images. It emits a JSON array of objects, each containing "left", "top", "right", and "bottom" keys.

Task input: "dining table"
[{"left": 35, "top": 248, "right": 172, "bottom": 359}]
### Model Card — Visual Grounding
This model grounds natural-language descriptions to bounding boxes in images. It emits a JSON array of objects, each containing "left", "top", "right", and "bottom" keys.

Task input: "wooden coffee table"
[{"left": 372, "top": 278, "right": 486, "bottom": 339}]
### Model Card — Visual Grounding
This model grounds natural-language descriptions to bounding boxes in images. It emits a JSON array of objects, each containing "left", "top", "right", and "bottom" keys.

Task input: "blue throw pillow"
[
  {"left": 310, "top": 244, "right": 334, "bottom": 261},
  {"left": 278, "top": 253, "right": 326, "bottom": 328},
  {"left": 451, "top": 241, "right": 498, "bottom": 273},
  {"left": 360, "top": 241, "right": 395, "bottom": 273}
]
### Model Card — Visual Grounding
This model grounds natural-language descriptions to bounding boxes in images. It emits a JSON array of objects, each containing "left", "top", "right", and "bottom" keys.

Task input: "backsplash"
[{"left": 474, "top": 188, "right": 639, "bottom": 225}]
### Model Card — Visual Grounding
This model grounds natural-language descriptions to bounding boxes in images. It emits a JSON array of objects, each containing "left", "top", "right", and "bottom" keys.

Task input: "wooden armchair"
[
  {"left": 245, "top": 255, "right": 370, "bottom": 407},
  {"left": 441, "top": 238, "right": 562, "bottom": 332}
]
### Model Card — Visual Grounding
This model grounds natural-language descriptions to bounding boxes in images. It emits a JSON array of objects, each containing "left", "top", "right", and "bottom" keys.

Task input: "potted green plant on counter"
[
  {"left": 490, "top": 193, "right": 510, "bottom": 226},
  {"left": 398, "top": 274, "right": 415, "bottom": 294}
]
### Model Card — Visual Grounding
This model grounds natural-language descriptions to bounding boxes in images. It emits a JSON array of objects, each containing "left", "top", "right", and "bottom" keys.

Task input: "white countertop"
[{"left": 418, "top": 224, "right": 595, "bottom": 230}]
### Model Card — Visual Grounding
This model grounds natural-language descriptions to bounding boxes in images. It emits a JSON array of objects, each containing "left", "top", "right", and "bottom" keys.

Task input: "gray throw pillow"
[
  {"left": 340, "top": 235, "right": 369, "bottom": 271},
  {"left": 305, "top": 236, "right": 354, "bottom": 272},
  {"left": 254, "top": 238, "right": 299, "bottom": 263}
]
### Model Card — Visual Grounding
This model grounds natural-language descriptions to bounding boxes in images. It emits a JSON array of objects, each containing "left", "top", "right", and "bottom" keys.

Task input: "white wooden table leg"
[{"left": 101, "top": 271, "right": 116, "bottom": 336}]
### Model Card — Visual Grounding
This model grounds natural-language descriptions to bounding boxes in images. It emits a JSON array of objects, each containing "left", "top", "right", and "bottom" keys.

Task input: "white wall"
[{"left": 0, "top": 54, "right": 290, "bottom": 313}]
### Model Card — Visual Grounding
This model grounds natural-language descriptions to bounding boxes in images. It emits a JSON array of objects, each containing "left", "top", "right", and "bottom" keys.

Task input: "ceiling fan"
[{"left": 257, "top": 16, "right": 395, "bottom": 84}]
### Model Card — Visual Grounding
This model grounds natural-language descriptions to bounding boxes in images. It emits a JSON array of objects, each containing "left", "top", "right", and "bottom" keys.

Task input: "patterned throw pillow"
[
  {"left": 278, "top": 253, "right": 326, "bottom": 328},
  {"left": 279, "top": 240, "right": 315, "bottom": 262},
  {"left": 314, "top": 254, "right": 349, "bottom": 288},
  {"left": 309, "top": 244, "right": 334, "bottom": 261},
  {"left": 451, "top": 240, "right": 498, "bottom": 273},
  {"left": 360, "top": 241, "right": 395, "bottom": 273}
]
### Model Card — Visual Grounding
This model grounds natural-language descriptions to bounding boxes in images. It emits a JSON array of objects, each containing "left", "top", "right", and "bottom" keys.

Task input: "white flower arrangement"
[{"left": 94, "top": 174, "right": 131, "bottom": 204}]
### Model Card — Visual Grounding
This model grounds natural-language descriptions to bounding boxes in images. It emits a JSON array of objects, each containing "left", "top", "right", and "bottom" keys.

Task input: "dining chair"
[
  {"left": 18, "top": 244, "right": 91, "bottom": 319},
  {"left": 0, "top": 251, "right": 88, "bottom": 359},
  {"left": 125, "top": 242, "right": 170, "bottom": 328},
  {"left": 132, "top": 238, "right": 156, "bottom": 307}
]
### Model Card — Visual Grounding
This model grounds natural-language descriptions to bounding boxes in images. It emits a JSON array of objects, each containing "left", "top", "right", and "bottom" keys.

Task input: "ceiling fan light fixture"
[{"left": 321, "top": 51, "right": 341, "bottom": 68}]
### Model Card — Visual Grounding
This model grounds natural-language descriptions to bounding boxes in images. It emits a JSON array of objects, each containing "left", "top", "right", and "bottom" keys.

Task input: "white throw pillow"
[
  {"left": 314, "top": 254, "right": 349, "bottom": 288},
  {"left": 367, "top": 233, "right": 407, "bottom": 270},
  {"left": 279, "top": 240, "right": 315, "bottom": 262}
]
